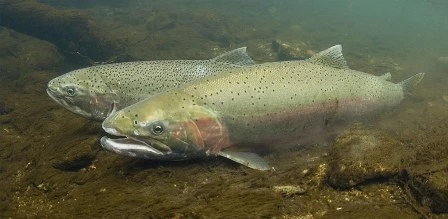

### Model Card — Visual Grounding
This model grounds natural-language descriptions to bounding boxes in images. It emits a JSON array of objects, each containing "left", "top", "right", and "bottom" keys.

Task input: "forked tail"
[{"left": 398, "top": 73, "right": 425, "bottom": 92}]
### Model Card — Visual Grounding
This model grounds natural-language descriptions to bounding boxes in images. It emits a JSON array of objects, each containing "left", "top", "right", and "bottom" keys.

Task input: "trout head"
[
  {"left": 47, "top": 68, "right": 118, "bottom": 121},
  {"left": 101, "top": 92, "right": 229, "bottom": 160}
]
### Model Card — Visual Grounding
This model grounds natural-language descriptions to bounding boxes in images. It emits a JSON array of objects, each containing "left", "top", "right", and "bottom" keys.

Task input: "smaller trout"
[{"left": 47, "top": 47, "right": 255, "bottom": 120}]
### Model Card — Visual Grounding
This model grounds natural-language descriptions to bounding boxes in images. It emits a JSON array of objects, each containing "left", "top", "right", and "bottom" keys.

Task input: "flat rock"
[{"left": 328, "top": 127, "right": 413, "bottom": 188}]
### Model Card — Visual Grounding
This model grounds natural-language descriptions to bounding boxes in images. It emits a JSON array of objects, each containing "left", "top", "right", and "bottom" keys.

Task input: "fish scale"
[{"left": 101, "top": 45, "right": 424, "bottom": 170}]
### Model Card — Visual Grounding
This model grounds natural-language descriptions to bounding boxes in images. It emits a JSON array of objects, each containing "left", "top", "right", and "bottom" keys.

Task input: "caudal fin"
[{"left": 398, "top": 73, "right": 425, "bottom": 92}]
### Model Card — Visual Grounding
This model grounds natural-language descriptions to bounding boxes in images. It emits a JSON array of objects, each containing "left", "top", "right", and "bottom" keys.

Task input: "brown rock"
[
  {"left": 271, "top": 39, "right": 312, "bottom": 61},
  {"left": 411, "top": 170, "right": 448, "bottom": 213},
  {"left": 0, "top": 28, "right": 63, "bottom": 79},
  {"left": 437, "top": 57, "right": 448, "bottom": 72},
  {"left": 328, "top": 127, "right": 413, "bottom": 188},
  {"left": 0, "top": 0, "right": 119, "bottom": 61},
  {"left": 405, "top": 123, "right": 448, "bottom": 213}
]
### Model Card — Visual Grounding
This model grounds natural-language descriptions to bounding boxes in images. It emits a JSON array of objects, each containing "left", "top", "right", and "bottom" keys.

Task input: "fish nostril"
[{"left": 47, "top": 86, "right": 57, "bottom": 92}]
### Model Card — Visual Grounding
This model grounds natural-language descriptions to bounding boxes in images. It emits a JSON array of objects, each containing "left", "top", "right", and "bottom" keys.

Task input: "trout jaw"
[
  {"left": 100, "top": 134, "right": 204, "bottom": 160},
  {"left": 100, "top": 136, "right": 166, "bottom": 158}
]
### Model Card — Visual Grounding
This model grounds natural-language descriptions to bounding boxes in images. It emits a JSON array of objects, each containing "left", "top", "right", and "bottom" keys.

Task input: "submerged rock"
[
  {"left": 271, "top": 39, "right": 314, "bottom": 61},
  {"left": 436, "top": 56, "right": 448, "bottom": 72},
  {"left": 145, "top": 12, "right": 177, "bottom": 32},
  {"left": 0, "top": 0, "right": 119, "bottom": 60},
  {"left": 0, "top": 27, "right": 63, "bottom": 79},
  {"left": 0, "top": 102, "right": 12, "bottom": 115},
  {"left": 328, "top": 127, "right": 412, "bottom": 188},
  {"left": 411, "top": 171, "right": 448, "bottom": 213},
  {"left": 405, "top": 123, "right": 448, "bottom": 213}
]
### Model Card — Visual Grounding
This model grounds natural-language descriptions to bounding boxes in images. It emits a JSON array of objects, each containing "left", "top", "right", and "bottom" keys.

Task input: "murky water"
[{"left": 1, "top": 0, "right": 448, "bottom": 217}]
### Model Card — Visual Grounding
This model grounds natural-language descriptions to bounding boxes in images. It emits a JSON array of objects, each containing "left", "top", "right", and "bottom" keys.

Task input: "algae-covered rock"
[
  {"left": 328, "top": 127, "right": 413, "bottom": 188},
  {"left": 0, "top": 27, "right": 63, "bottom": 79},
  {"left": 243, "top": 39, "right": 314, "bottom": 62},
  {"left": 0, "top": 101, "right": 13, "bottom": 115},
  {"left": 405, "top": 122, "right": 448, "bottom": 213},
  {"left": 412, "top": 171, "right": 448, "bottom": 213},
  {"left": 271, "top": 39, "right": 314, "bottom": 61},
  {"left": 437, "top": 56, "right": 448, "bottom": 72},
  {"left": 0, "top": 0, "right": 119, "bottom": 61}
]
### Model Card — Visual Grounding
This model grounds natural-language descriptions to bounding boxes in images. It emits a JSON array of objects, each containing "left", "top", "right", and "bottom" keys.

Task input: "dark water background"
[{"left": 1, "top": 0, "right": 448, "bottom": 217}]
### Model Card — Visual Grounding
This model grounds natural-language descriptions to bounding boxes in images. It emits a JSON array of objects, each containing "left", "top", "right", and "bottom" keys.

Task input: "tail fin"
[{"left": 398, "top": 73, "right": 425, "bottom": 92}]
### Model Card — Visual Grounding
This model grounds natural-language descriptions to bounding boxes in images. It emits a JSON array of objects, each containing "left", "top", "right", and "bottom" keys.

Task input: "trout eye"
[
  {"left": 66, "top": 87, "right": 76, "bottom": 97},
  {"left": 151, "top": 122, "right": 165, "bottom": 135}
]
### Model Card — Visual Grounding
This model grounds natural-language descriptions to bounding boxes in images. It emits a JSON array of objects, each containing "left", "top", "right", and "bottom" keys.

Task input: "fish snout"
[
  {"left": 102, "top": 124, "right": 121, "bottom": 136},
  {"left": 47, "top": 78, "right": 59, "bottom": 92},
  {"left": 46, "top": 86, "right": 64, "bottom": 104},
  {"left": 102, "top": 111, "right": 133, "bottom": 136}
]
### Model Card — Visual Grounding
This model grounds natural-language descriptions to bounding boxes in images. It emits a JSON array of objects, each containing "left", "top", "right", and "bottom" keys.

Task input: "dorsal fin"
[
  {"left": 211, "top": 47, "right": 256, "bottom": 66},
  {"left": 307, "top": 45, "right": 349, "bottom": 69},
  {"left": 379, "top": 72, "right": 392, "bottom": 81}
]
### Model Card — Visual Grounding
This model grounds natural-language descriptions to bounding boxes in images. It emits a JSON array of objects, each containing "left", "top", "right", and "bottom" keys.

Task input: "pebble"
[{"left": 273, "top": 185, "right": 307, "bottom": 197}]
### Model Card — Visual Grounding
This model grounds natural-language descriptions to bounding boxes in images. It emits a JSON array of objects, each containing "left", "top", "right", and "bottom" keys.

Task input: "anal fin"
[{"left": 218, "top": 151, "right": 272, "bottom": 171}]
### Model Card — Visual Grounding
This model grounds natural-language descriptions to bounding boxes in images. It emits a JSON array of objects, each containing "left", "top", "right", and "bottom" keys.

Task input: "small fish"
[
  {"left": 101, "top": 45, "right": 424, "bottom": 170},
  {"left": 47, "top": 47, "right": 255, "bottom": 120}
]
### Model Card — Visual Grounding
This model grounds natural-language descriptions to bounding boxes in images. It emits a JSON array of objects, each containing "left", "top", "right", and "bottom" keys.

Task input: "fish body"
[
  {"left": 46, "top": 47, "right": 255, "bottom": 120},
  {"left": 101, "top": 45, "right": 424, "bottom": 170}
]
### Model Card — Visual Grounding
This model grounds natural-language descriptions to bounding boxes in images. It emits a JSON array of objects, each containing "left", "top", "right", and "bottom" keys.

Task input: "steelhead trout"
[
  {"left": 101, "top": 45, "right": 424, "bottom": 170},
  {"left": 47, "top": 47, "right": 255, "bottom": 120}
]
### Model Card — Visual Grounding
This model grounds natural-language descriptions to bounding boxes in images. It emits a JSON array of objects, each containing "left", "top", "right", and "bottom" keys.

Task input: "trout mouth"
[
  {"left": 100, "top": 136, "right": 167, "bottom": 159},
  {"left": 101, "top": 123, "right": 173, "bottom": 159}
]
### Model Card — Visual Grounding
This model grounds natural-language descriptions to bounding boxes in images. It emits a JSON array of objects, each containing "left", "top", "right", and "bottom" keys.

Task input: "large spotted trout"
[
  {"left": 46, "top": 47, "right": 255, "bottom": 120},
  {"left": 101, "top": 45, "right": 424, "bottom": 170}
]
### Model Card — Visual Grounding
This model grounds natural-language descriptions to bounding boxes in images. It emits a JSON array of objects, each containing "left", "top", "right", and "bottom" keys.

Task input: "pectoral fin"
[{"left": 217, "top": 151, "right": 272, "bottom": 171}]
